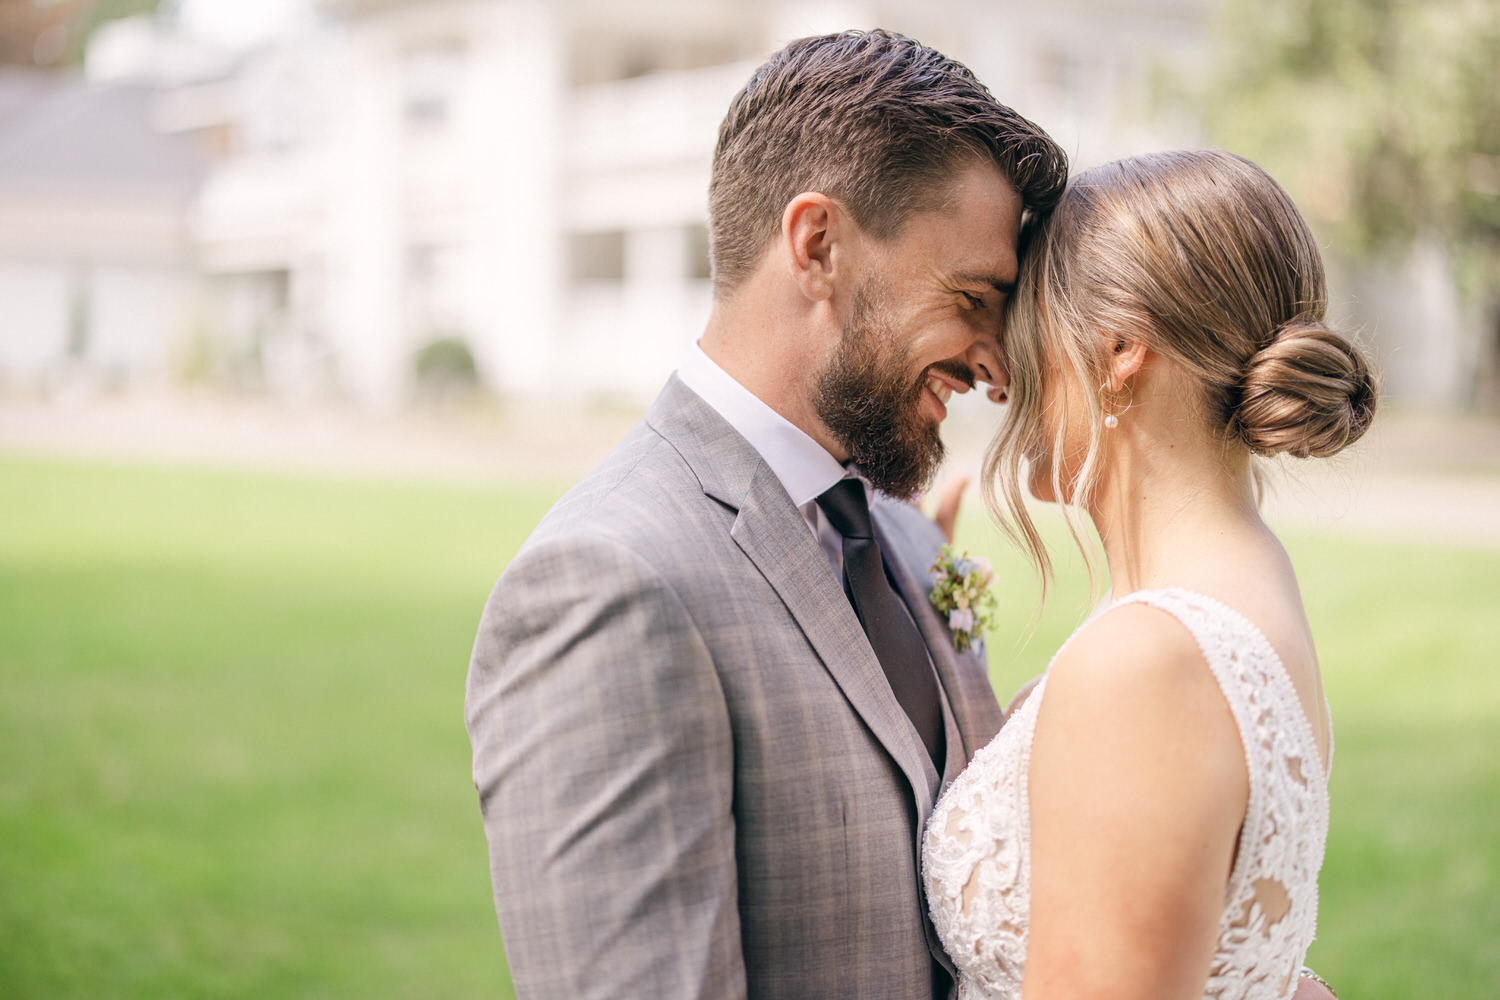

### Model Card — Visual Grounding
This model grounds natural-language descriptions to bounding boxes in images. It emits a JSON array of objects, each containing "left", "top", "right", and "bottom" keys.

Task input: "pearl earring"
[{"left": 1100, "top": 381, "right": 1133, "bottom": 429}]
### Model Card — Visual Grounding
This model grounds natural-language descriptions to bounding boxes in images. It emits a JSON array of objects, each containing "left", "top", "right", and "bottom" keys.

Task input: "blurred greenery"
[
  {"left": 0, "top": 456, "right": 551, "bottom": 999},
  {"left": 1, "top": 455, "right": 1496, "bottom": 997},
  {"left": 1207, "top": 0, "right": 1500, "bottom": 280},
  {"left": 1204, "top": 0, "right": 1500, "bottom": 406},
  {"left": 412, "top": 336, "right": 484, "bottom": 408}
]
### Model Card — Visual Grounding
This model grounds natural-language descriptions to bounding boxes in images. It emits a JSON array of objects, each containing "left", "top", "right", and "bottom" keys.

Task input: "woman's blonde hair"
[{"left": 984, "top": 149, "right": 1378, "bottom": 589}]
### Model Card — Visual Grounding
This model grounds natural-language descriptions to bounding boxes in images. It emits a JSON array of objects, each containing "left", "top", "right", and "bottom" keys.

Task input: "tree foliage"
[{"left": 1207, "top": 0, "right": 1500, "bottom": 298}]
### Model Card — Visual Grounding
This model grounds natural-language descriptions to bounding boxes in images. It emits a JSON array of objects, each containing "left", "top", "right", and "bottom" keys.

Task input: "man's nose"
[{"left": 964, "top": 337, "right": 1010, "bottom": 401}]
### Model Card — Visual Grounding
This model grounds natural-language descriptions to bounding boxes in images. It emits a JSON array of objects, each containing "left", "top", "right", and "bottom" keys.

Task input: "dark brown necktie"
[{"left": 816, "top": 478, "right": 945, "bottom": 769}]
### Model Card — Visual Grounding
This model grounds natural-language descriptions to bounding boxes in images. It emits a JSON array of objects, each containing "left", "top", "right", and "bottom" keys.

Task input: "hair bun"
[{"left": 1232, "top": 316, "right": 1377, "bottom": 458}]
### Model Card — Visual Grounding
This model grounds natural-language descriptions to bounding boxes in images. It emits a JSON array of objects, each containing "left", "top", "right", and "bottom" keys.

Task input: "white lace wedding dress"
[{"left": 924, "top": 589, "right": 1331, "bottom": 1000}]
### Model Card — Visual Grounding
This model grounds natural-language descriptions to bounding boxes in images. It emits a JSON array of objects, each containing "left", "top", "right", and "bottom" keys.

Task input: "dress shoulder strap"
[
  {"left": 1110, "top": 588, "right": 1330, "bottom": 925},
  {"left": 1109, "top": 588, "right": 1325, "bottom": 778}
]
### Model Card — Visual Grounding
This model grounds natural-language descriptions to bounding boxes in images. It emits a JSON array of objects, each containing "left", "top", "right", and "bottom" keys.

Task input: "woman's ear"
[
  {"left": 1105, "top": 333, "right": 1148, "bottom": 389},
  {"left": 781, "top": 192, "right": 840, "bottom": 301}
]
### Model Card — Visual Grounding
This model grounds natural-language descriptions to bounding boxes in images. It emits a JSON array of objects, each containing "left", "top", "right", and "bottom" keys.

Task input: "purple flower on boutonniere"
[{"left": 928, "top": 545, "right": 996, "bottom": 652}]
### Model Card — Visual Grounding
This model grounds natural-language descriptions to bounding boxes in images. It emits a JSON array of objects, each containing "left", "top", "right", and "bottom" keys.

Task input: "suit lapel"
[
  {"left": 646, "top": 377, "right": 937, "bottom": 807},
  {"left": 873, "top": 504, "right": 1006, "bottom": 774},
  {"left": 730, "top": 467, "right": 938, "bottom": 804},
  {"left": 879, "top": 522, "right": 973, "bottom": 779}
]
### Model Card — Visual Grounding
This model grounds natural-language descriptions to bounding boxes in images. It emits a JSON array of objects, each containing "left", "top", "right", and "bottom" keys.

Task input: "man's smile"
[{"left": 922, "top": 364, "right": 978, "bottom": 421}]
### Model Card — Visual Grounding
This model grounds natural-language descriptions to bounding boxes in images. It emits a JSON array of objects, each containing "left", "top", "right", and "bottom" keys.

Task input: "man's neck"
[
  {"left": 700, "top": 303, "right": 848, "bottom": 463},
  {"left": 675, "top": 341, "right": 851, "bottom": 512}
]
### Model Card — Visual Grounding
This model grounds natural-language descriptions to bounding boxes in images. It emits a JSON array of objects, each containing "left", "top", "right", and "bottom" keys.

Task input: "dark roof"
[{"left": 0, "top": 69, "right": 207, "bottom": 194}]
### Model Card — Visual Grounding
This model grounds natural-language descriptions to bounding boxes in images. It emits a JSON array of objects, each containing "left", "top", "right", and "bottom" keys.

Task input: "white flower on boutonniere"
[{"left": 927, "top": 545, "right": 997, "bottom": 652}]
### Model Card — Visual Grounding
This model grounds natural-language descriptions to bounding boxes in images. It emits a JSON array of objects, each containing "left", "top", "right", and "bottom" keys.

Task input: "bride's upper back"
[
  {"left": 924, "top": 582, "right": 1333, "bottom": 1000},
  {"left": 1121, "top": 520, "right": 1333, "bottom": 770}
]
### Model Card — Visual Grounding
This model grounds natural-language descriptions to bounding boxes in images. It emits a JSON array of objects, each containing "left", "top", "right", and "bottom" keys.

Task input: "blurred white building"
[
  {"left": 0, "top": 66, "right": 207, "bottom": 393},
  {"left": 146, "top": 0, "right": 1217, "bottom": 409},
  {"left": 0, "top": 0, "right": 1484, "bottom": 411}
]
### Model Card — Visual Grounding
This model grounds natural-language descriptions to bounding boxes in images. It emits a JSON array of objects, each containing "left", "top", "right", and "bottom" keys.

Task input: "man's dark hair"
[{"left": 708, "top": 29, "right": 1068, "bottom": 293}]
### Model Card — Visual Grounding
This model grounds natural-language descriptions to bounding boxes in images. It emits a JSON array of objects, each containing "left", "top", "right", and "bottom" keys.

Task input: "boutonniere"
[{"left": 928, "top": 545, "right": 997, "bottom": 652}]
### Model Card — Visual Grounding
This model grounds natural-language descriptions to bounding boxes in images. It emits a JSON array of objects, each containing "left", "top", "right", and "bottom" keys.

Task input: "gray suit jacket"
[{"left": 466, "top": 376, "right": 1005, "bottom": 999}]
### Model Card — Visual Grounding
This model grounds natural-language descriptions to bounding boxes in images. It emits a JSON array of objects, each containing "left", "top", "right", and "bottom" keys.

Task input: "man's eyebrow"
[{"left": 954, "top": 271, "right": 1017, "bottom": 295}]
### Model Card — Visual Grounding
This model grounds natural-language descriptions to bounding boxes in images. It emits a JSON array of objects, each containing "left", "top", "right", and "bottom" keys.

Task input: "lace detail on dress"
[{"left": 923, "top": 588, "right": 1330, "bottom": 1000}]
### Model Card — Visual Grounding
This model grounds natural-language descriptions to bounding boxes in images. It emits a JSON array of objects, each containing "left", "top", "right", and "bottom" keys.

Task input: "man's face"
[{"left": 814, "top": 161, "right": 1024, "bottom": 497}]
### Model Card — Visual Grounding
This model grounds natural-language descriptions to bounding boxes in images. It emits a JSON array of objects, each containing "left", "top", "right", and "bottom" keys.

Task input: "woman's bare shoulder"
[{"left": 1048, "top": 601, "right": 1209, "bottom": 703}]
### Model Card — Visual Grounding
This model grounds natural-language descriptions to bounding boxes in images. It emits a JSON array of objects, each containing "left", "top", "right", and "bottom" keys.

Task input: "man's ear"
[
  {"left": 1104, "top": 333, "right": 1148, "bottom": 389},
  {"left": 781, "top": 192, "right": 841, "bottom": 302}
]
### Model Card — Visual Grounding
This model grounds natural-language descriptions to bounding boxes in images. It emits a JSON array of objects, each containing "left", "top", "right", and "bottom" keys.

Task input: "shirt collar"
[{"left": 675, "top": 342, "right": 854, "bottom": 507}]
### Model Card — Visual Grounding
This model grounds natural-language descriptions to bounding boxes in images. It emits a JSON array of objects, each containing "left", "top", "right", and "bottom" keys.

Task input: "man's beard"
[{"left": 813, "top": 282, "right": 950, "bottom": 499}]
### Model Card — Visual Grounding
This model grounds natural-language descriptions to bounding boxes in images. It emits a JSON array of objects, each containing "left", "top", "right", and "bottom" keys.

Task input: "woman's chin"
[{"left": 1026, "top": 466, "right": 1056, "bottom": 505}]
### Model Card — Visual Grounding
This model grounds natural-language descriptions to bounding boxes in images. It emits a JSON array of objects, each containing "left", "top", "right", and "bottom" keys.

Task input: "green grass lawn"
[{"left": 1, "top": 454, "right": 1495, "bottom": 998}]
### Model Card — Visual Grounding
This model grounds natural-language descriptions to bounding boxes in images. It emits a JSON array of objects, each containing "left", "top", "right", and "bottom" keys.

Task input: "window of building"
[
  {"left": 569, "top": 230, "right": 626, "bottom": 283},
  {"left": 403, "top": 42, "right": 466, "bottom": 129},
  {"left": 405, "top": 244, "right": 466, "bottom": 336},
  {"left": 570, "top": 29, "right": 745, "bottom": 87},
  {"left": 685, "top": 223, "right": 711, "bottom": 281}
]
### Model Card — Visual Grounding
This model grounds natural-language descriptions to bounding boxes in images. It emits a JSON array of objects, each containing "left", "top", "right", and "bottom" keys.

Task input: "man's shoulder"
[
  {"left": 489, "top": 418, "right": 751, "bottom": 623},
  {"left": 521, "top": 418, "right": 723, "bottom": 562}
]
